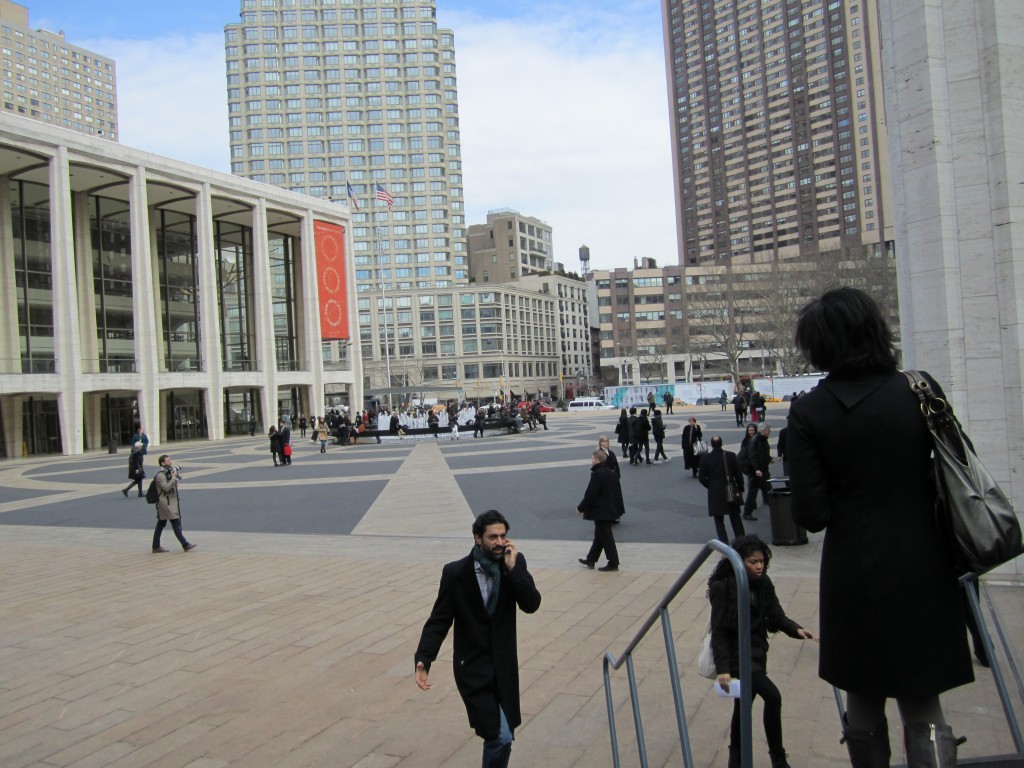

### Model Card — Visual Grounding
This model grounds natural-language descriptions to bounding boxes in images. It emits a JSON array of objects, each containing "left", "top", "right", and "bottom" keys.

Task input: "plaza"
[{"left": 0, "top": 408, "right": 1020, "bottom": 767}]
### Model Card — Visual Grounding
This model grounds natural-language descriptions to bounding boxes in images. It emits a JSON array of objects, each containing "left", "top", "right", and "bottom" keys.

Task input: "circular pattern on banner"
[
  {"left": 318, "top": 231, "right": 340, "bottom": 264},
  {"left": 322, "top": 299, "right": 343, "bottom": 330},
  {"left": 321, "top": 266, "right": 341, "bottom": 294}
]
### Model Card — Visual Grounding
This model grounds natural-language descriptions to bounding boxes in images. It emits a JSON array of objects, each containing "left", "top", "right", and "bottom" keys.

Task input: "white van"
[{"left": 567, "top": 397, "right": 616, "bottom": 411}]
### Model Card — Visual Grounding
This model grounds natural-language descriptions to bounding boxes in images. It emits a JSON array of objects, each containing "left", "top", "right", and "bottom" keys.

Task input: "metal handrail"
[{"left": 602, "top": 540, "right": 753, "bottom": 768}]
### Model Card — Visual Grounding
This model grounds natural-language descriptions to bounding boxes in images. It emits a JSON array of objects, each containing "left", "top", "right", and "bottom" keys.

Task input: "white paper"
[{"left": 714, "top": 680, "right": 741, "bottom": 698}]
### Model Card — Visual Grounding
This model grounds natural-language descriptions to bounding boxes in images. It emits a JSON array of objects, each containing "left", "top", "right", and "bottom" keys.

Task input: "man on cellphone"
[{"left": 414, "top": 510, "right": 542, "bottom": 768}]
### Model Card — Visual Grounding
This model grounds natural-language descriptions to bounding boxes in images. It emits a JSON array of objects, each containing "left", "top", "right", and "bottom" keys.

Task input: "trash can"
[
  {"left": 108, "top": 440, "right": 118, "bottom": 454},
  {"left": 767, "top": 477, "right": 807, "bottom": 546}
]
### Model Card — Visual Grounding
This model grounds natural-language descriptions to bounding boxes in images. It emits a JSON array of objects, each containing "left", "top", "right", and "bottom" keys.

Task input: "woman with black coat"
[
  {"left": 614, "top": 408, "right": 629, "bottom": 459},
  {"left": 681, "top": 416, "right": 703, "bottom": 477},
  {"left": 789, "top": 288, "right": 974, "bottom": 765},
  {"left": 268, "top": 426, "right": 283, "bottom": 466},
  {"left": 709, "top": 535, "right": 818, "bottom": 768}
]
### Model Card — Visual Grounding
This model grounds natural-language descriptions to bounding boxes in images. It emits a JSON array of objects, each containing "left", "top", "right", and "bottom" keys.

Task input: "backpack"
[{"left": 145, "top": 478, "right": 160, "bottom": 504}]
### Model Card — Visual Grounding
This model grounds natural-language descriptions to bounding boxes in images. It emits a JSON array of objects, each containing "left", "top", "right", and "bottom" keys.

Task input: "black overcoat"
[
  {"left": 697, "top": 447, "right": 744, "bottom": 518},
  {"left": 577, "top": 463, "right": 625, "bottom": 521},
  {"left": 415, "top": 551, "right": 541, "bottom": 739},
  {"left": 788, "top": 370, "right": 973, "bottom": 697},
  {"left": 681, "top": 423, "right": 703, "bottom": 470}
]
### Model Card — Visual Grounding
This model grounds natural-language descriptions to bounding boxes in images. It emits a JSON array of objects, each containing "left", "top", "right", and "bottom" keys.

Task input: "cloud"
[
  {"left": 449, "top": 9, "right": 678, "bottom": 270},
  {"left": 81, "top": 32, "right": 230, "bottom": 173},
  {"left": 78, "top": 3, "right": 679, "bottom": 272}
]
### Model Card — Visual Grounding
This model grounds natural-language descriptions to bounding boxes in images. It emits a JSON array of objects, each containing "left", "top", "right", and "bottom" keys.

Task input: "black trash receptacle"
[
  {"left": 767, "top": 477, "right": 807, "bottom": 546},
  {"left": 108, "top": 440, "right": 118, "bottom": 454}
]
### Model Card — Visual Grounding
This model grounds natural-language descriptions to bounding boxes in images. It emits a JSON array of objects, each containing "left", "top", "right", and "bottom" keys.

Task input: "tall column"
[
  {"left": 301, "top": 210, "right": 321, "bottom": 416},
  {"left": 49, "top": 148, "right": 84, "bottom": 454},
  {"left": 880, "top": 0, "right": 1024, "bottom": 518},
  {"left": 195, "top": 184, "right": 224, "bottom": 439},
  {"left": 251, "top": 199, "right": 278, "bottom": 426},
  {"left": 128, "top": 167, "right": 160, "bottom": 446}
]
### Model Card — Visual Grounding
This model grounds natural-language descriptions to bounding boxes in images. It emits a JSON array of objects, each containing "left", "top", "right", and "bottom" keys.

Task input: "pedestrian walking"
[
  {"left": 697, "top": 436, "right": 745, "bottom": 543},
  {"left": 151, "top": 454, "right": 196, "bottom": 553},
  {"left": 577, "top": 449, "right": 625, "bottom": 571},
  {"left": 415, "top": 510, "right": 542, "bottom": 768},
  {"left": 122, "top": 441, "right": 146, "bottom": 497}
]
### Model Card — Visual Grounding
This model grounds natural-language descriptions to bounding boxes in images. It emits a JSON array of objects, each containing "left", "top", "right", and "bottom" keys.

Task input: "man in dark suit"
[
  {"left": 577, "top": 449, "right": 626, "bottom": 571},
  {"left": 698, "top": 435, "right": 746, "bottom": 543},
  {"left": 415, "top": 510, "right": 542, "bottom": 768}
]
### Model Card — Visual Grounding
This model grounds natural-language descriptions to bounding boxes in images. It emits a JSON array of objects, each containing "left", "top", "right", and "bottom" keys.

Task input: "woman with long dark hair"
[
  {"left": 614, "top": 408, "right": 629, "bottom": 459},
  {"left": 789, "top": 287, "right": 974, "bottom": 765},
  {"left": 708, "top": 534, "right": 817, "bottom": 768}
]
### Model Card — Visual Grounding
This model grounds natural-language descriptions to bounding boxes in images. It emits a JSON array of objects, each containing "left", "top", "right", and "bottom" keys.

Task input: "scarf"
[{"left": 472, "top": 544, "right": 502, "bottom": 616}]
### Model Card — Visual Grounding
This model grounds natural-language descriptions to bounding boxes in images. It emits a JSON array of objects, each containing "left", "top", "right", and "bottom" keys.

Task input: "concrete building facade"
[
  {"left": 0, "top": 0, "right": 117, "bottom": 139},
  {"left": 0, "top": 114, "right": 357, "bottom": 458},
  {"left": 879, "top": 0, "right": 1024, "bottom": 513},
  {"left": 467, "top": 208, "right": 557, "bottom": 283}
]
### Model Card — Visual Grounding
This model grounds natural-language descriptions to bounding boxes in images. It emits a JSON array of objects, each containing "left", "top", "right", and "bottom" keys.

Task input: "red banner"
[{"left": 314, "top": 220, "right": 349, "bottom": 340}]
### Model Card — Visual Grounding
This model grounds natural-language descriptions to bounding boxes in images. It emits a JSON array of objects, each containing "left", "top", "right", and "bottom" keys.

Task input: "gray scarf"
[{"left": 472, "top": 544, "right": 501, "bottom": 616}]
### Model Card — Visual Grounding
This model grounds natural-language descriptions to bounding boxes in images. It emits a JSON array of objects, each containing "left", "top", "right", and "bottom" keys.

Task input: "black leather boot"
[
  {"left": 842, "top": 715, "right": 891, "bottom": 768},
  {"left": 727, "top": 745, "right": 740, "bottom": 768},
  {"left": 769, "top": 750, "right": 791, "bottom": 768},
  {"left": 903, "top": 722, "right": 959, "bottom": 767}
]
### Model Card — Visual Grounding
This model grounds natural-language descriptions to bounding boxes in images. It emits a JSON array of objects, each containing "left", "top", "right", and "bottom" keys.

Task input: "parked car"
[
  {"left": 567, "top": 397, "right": 616, "bottom": 411},
  {"left": 519, "top": 401, "right": 554, "bottom": 413}
]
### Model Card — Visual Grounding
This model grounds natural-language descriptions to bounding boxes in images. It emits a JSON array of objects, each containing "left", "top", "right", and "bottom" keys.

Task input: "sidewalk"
[{"left": 1, "top": 523, "right": 1020, "bottom": 768}]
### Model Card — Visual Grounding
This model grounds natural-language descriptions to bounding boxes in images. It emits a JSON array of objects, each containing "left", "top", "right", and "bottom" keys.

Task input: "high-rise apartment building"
[
  {"left": 224, "top": 0, "right": 478, "bottom": 400},
  {"left": 661, "top": 0, "right": 892, "bottom": 267},
  {"left": 657, "top": 0, "right": 898, "bottom": 377},
  {"left": 0, "top": 0, "right": 117, "bottom": 139},
  {"left": 223, "top": 0, "right": 466, "bottom": 294}
]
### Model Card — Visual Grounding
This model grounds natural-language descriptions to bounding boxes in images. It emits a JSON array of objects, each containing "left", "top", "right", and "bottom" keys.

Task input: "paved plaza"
[{"left": 0, "top": 407, "right": 1021, "bottom": 767}]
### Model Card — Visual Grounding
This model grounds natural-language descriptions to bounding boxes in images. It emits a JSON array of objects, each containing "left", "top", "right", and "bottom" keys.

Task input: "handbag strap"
[{"left": 902, "top": 370, "right": 969, "bottom": 465}]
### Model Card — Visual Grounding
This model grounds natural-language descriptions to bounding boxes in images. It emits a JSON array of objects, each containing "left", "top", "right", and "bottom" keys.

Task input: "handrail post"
[
  {"left": 960, "top": 573, "right": 1024, "bottom": 753},
  {"left": 601, "top": 540, "right": 754, "bottom": 768}
]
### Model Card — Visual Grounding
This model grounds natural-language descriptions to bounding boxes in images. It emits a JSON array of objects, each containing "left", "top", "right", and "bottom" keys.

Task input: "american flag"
[
  {"left": 346, "top": 182, "right": 360, "bottom": 211},
  {"left": 375, "top": 183, "right": 394, "bottom": 208}
]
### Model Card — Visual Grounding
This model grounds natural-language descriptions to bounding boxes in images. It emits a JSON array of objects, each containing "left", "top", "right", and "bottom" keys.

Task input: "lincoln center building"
[{"left": 0, "top": 114, "right": 357, "bottom": 458}]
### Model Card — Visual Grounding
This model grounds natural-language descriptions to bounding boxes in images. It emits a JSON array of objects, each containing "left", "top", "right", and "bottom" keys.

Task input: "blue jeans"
[{"left": 481, "top": 705, "right": 513, "bottom": 768}]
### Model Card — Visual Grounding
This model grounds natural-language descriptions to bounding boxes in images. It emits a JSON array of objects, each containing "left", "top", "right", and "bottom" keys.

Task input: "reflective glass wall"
[
  {"left": 156, "top": 209, "right": 201, "bottom": 371},
  {"left": 90, "top": 195, "right": 135, "bottom": 372},
  {"left": 11, "top": 180, "right": 54, "bottom": 373},
  {"left": 215, "top": 220, "right": 255, "bottom": 371},
  {"left": 269, "top": 232, "right": 299, "bottom": 371}
]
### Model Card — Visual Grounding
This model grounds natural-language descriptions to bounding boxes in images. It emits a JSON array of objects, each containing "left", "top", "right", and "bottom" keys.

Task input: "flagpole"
[{"left": 374, "top": 194, "right": 393, "bottom": 410}]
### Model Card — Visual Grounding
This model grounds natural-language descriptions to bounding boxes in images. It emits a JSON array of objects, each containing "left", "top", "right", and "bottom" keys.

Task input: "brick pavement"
[{"left": 0, "top": 412, "right": 1022, "bottom": 767}]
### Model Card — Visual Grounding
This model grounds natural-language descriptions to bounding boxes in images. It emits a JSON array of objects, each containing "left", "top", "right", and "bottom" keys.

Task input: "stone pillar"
[
  {"left": 880, "top": 0, "right": 1024, "bottom": 518},
  {"left": 196, "top": 183, "right": 224, "bottom": 440},
  {"left": 49, "top": 148, "right": 84, "bottom": 454},
  {"left": 128, "top": 167, "right": 160, "bottom": 448},
  {"left": 251, "top": 200, "right": 277, "bottom": 427}
]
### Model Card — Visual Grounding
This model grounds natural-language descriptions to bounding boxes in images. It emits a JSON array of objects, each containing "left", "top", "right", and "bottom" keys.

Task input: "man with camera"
[{"left": 152, "top": 454, "right": 197, "bottom": 553}]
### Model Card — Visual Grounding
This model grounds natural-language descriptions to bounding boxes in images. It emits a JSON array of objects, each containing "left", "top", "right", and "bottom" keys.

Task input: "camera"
[{"left": 165, "top": 465, "right": 184, "bottom": 476}]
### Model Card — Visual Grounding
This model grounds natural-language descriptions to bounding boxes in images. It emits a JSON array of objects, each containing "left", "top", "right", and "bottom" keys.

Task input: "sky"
[{"left": 27, "top": 0, "right": 678, "bottom": 271}]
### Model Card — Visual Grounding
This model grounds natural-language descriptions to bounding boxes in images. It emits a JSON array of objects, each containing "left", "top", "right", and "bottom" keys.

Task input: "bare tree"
[{"left": 685, "top": 265, "right": 754, "bottom": 384}]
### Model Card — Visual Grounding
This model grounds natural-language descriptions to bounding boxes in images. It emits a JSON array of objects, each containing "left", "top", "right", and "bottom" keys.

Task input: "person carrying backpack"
[{"left": 149, "top": 454, "right": 197, "bottom": 554}]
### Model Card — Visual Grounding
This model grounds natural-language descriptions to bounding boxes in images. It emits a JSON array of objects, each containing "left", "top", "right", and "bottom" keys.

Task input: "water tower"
[{"left": 579, "top": 244, "right": 591, "bottom": 277}]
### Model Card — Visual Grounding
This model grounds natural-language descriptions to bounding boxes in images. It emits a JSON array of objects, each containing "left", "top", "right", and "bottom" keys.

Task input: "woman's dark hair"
[
  {"left": 473, "top": 509, "right": 509, "bottom": 536},
  {"left": 794, "top": 287, "right": 897, "bottom": 374},
  {"left": 707, "top": 534, "right": 772, "bottom": 586}
]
